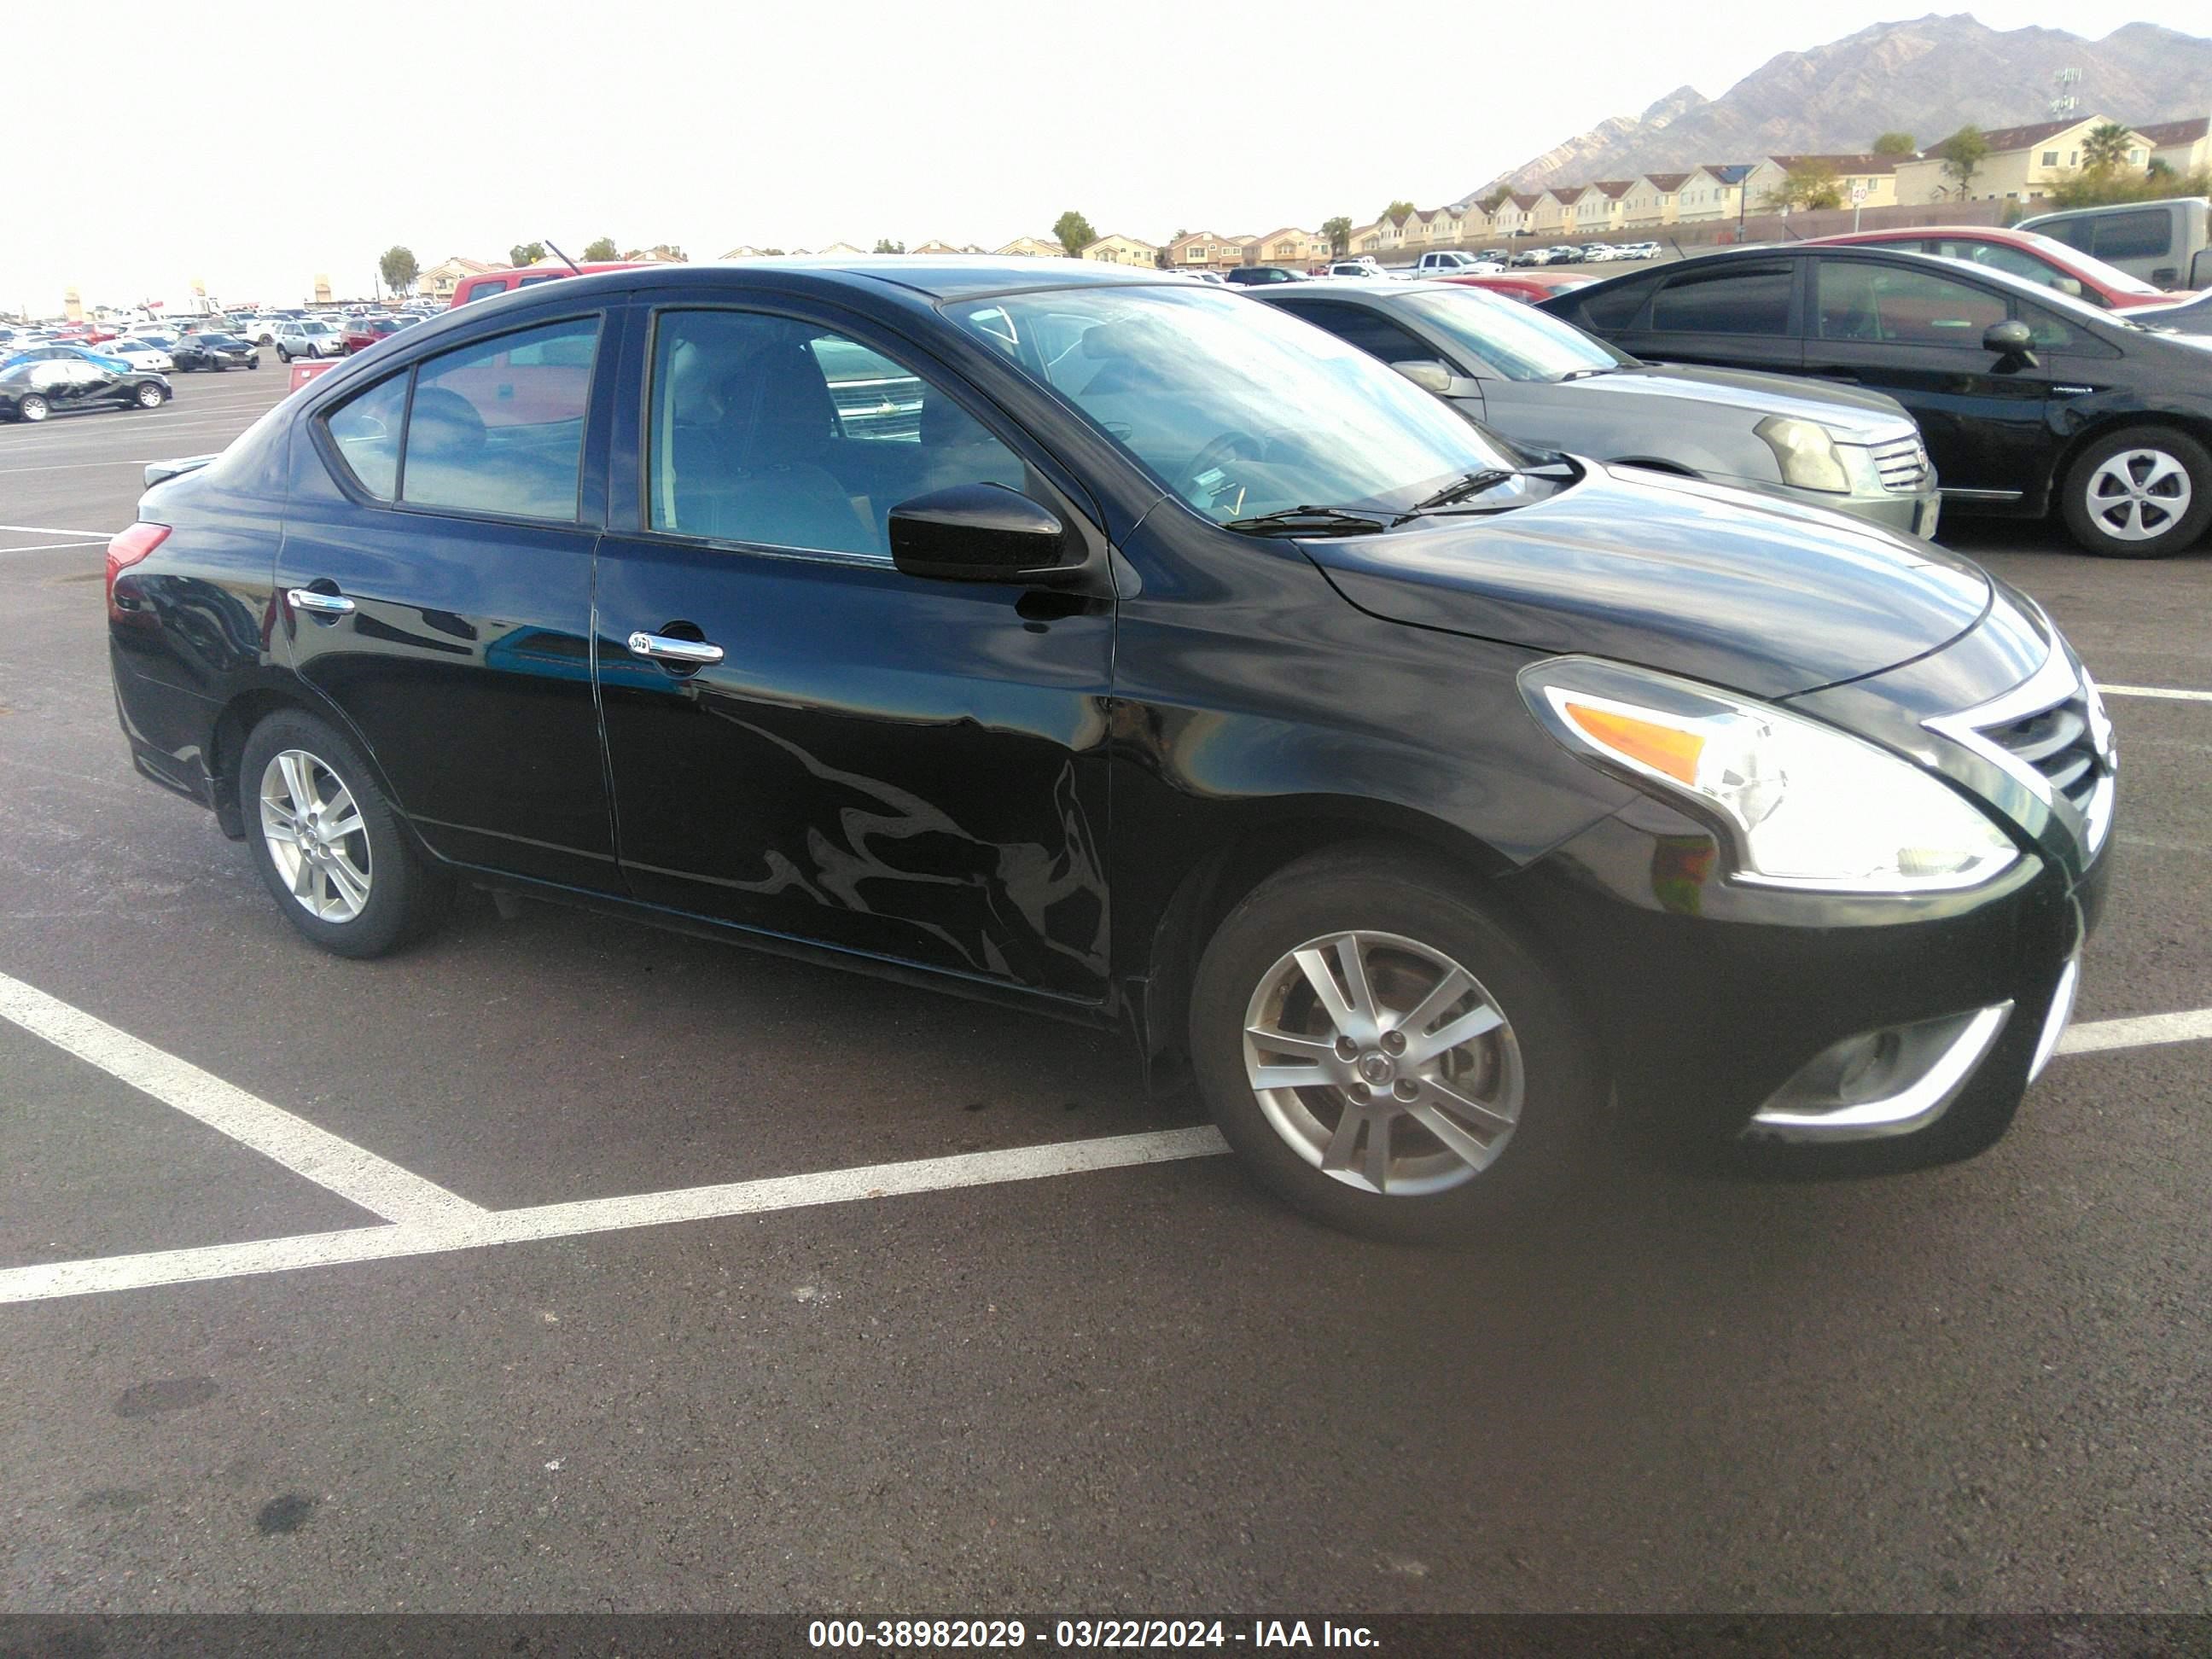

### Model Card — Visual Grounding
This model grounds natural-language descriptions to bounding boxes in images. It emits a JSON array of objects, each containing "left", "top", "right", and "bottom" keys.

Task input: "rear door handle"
[
  {"left": 627, "top": 630, "right": 725, "bottom": 666},
  {"left": 287, "top": 588, "right": 355, "bottom": 614}
]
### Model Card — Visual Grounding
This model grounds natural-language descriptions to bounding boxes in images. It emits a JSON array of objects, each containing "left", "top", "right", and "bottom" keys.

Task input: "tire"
[
  {"left": 17, "top": 393, "right": 49, "bottom": 422},
  {"left": 135, "top": 382, "right": 164, "bottom": 409},
  {"left": 276, "top": 346, "right": 291, "bottom": 364},
  {"left": 238, "top": 709, "right": 449, "bottom": 958},
  {"left": 248, "top": 357, "right": 260, "bottom": 370},
  {"left": 1188, "top": 845, "right": 1606, "bottom": 1243},
  {"left": 2060, "top": 426, "right": 2212, "bottom": 558}
]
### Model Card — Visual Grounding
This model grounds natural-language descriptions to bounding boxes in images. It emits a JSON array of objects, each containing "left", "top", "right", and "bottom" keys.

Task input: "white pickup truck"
[{"left": 1405, "top": 250, "right": 1505, "bottom": 276}]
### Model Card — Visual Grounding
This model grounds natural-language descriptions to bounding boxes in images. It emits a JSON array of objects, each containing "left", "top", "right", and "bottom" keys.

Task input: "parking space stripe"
[
  {"left": 0, "top": 540, "right": 107, "bottom": 554},
  {"left": 0, "top": 1127, "right": 1231, "bottom": 1306},
  {"left": 2057, "top": 1006, "right": 2212, "bottom": 1055},
  {"left": 0, "top": 522, "right": 114, "bottom": 538},
  {"left": 2101, "top": 684, "right": 2212, "bottom": 703},
  {"left": 0, "top": 971, "right": 484, "bottom": 1225}
]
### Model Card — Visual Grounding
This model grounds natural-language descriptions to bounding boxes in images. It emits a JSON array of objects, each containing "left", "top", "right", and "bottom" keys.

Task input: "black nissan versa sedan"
[
  {"left": 1539, "top": 244, "right": 2212, "bottom": 558},
  {"left": 107, "top": 259, "right": 2114, "bottom": 1240}
]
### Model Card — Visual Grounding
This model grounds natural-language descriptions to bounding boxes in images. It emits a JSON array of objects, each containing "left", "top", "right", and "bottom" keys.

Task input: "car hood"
[
  {"left": 1302, "top": 461, "right": 1991, "bottom": 701},
  {"left": 1579, "top": 363, "right": 1916, "bottom": 439}
]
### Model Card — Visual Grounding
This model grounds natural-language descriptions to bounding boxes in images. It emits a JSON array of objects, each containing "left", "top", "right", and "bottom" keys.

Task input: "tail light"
[{"left": 105, "top": 521, "right": 171, "bottom": 620}]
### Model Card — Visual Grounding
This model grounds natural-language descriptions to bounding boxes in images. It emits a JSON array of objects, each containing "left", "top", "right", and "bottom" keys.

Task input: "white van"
[{"left": 2017, "top": 197, "right": 2211, "bottom": 290}]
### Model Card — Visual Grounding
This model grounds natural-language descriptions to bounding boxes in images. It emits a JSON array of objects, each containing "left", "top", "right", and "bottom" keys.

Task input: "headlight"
[
  {"left": 1756, "top": 416, "right": 1850, "bottom": 493},
  {"left": 1522, "top": 658, "right": 2019, "bottom": 893}
]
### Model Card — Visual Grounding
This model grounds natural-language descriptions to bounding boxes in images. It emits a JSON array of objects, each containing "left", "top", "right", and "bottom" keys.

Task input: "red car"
[
  {"left": 1434, "top": 270, "right": 1595, "bottom": 305},
  {"left": 1802, "top": 225, "right": 2179, "bottom": 311},
  {"left": 446, "top": 261, "right": 645, "bottom": 308},
  {"left": 341, "top": 316, "right": 405, "bottom": 354}
]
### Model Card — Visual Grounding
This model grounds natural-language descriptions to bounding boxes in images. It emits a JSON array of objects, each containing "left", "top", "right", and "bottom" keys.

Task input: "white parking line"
[
  {"left": 0, "top": 540, "right": 106, "bottom": 554},
  {"left": 0, "top": 522, "right": 114, "bottom": 538},
  {"left": 0, "top": 971, "right": 483, "bottom": 1226},
  {"left": 0, "top": 1128, "right": 1230, "bottom": 1305},
  {"left": 2057, "top": 1006, "right": 2212, "bottom": 1055},
  {"left": 2101, "top": 684, "right": 2212, "bottom": 703},
  {"left": 0, "top": 972, "right": 2203, "bottom": 1307}
]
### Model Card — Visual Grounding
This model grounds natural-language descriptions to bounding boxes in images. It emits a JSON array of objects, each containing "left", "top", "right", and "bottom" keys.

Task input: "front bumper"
[{"left": 1732, "top": 476, "right": 1941, "bottom": 540}]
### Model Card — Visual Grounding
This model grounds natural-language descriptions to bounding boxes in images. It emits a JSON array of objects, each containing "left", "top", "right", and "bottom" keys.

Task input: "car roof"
[
  {"left": 492, "top": 257, "right": 1170, "bottom": 307},
  {"left": 1561, "top": 242, "right": 2133, "bottom": 323}
]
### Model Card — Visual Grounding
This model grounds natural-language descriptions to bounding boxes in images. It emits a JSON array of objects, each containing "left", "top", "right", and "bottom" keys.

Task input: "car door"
[
  {"left": 1615, "top": 259, "right": 1805, "bottom": 376},
  {"left": 275, "top": 308, "right": 623, "bottom": 889},
  {"left": 591, "top": 299, "right": 1115, "bottom": 1000},
  {"left": 1797, "top": 255, "right": 2054, "bottom": 506}
]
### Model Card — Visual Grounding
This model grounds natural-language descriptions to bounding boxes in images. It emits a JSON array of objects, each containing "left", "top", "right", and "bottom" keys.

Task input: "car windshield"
[
  {"left": 2012, "top": 230, "right": 2166, "bottom": 296},
  {"left": 1400, "top": 288, "right": 1631, "bottom": 381},
  {"left": 950, "top": 283, "right": 1526, "bottom": 523}
]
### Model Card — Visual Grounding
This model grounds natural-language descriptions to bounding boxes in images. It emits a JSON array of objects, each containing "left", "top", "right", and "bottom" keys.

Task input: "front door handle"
[
  {"left": 627, "top": 630, "right": 725, "bottom": 667},
  {"left": 288, "top": 588, "right": 355, "bottom": 614}
]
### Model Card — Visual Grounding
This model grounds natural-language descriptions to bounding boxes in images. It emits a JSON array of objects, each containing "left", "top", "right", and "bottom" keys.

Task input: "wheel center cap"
[{"left": 1359, "top": 1051, "right": 1395, "bottom": 1086}]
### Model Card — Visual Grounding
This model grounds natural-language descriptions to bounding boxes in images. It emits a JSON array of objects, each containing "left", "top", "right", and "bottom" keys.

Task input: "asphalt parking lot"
[{"left": 1, "top": 367, "right": 2209, "bottom": 1615}]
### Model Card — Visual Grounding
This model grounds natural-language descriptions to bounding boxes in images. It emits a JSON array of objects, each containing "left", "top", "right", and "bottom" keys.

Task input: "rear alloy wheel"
[
  {"left": 2062, "top": 427, "right": 2212, "bottom": 558},
  {"left": 240, "top": 710, "right": 448, "bottom": 958},
  {"left": 1190, "top": 847, "right": 1605, "bottom": 1242},
  {"left": 16, "top": 393, "right": 49, "bottom": 422},
  {"left": 135, "top": 382, "right": 164, "bottom": 408}
]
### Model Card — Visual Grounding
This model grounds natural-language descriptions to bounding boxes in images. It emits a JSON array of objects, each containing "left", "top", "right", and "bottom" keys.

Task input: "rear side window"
[
  {"left": 457, "top": 279, "right": 504, "bottom": 304},
  {"left": 2090, "top": 211, "right": 2171, "bottom": 262},
  {"left": 1564, "top": 276, "right": 1657, "bottom": 331},
  {"left": 401, "top": 317, "right": 600, "bottom": 520},
  {"left": 1650, "top": 265, "right": 1793, "bottom": 335},
  {"left": 325, "top": 373, "right": 407, "bottom": 498}
]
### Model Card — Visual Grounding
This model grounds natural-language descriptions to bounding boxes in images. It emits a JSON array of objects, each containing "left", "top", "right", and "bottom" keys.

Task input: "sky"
[{"left": 9, "top": 0, "right": 2207, "bottom": 314}]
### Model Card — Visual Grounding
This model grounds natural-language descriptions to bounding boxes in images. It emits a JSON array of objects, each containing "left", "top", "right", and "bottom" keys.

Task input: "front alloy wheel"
[
  {"left": 2063, "top": 427, "right": 2212, "bottom": 558},
  {"left": 1243, "top": 930, "right": 1522, "bottom": 1195},
  {"left": 259, "top": 748, "right": 372, "bottom": 923},
  {"left": 135, "top": 382, "right": 163, "bottom": 408},
  {"left": 1190, "top": 846, "right": 1604, "bottom": 1242}
]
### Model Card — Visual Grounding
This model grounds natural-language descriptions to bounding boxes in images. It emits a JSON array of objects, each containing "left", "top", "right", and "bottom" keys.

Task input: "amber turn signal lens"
[{"left": 1562, "top": 700, "right": 1704, "bottom": 785}]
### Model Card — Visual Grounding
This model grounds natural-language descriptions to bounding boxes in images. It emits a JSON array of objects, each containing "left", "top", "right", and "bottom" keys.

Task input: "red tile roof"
[
  {"left": 2137, "top": 116, "right": 2209, "bottom": 147},
  {"left": 1769, "top": 153, "right": 1901, "bottom": 174}
]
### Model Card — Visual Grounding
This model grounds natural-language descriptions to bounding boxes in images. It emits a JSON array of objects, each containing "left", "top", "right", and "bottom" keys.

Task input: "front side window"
[
  {"left": 1401, "top": 288, "right": 1630, "bottom": 379},
  {"left": 1286, "top": 300, "right": 1438, "bottom": 365},
  {"left": 951, "top": 283, "right": 1521, "bottom": 524},
  {"left": 324, "top": 371, "right": 407, "bottom": 498},
  {"left": 1813, "top": 262, "right": 2005, "bottom": 346},
  {"left": 1649, "top": 265, "right": 1793, "bottom": 334},
  {"left": 647, "top": 310, "right": 1026, "bottom": 557},
  {"left": 401, "top": 316, "right": 600, "bottom": 520}
]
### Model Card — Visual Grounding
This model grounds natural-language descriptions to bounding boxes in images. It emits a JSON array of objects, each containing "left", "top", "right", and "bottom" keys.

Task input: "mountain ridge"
[{"left": 1459, "top": 14, "right": 2212, "bottom": 202}]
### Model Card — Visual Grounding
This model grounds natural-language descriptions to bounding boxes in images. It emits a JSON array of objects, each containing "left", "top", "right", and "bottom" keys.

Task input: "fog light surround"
[{"left": 1743, "top": 1003, "right": 2013, "bottom": 1143}]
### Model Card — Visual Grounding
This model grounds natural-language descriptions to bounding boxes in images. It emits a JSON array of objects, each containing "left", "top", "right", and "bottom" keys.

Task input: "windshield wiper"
[
  {"left": 1221, "top": 505, "right": 1394, "bottom": 537},
  {"left": 1397, "top": 469, "right": 1516, "bottom": 519},
  {"left": 1559, "top": 366, "right": 1617, "bottom": 381}
]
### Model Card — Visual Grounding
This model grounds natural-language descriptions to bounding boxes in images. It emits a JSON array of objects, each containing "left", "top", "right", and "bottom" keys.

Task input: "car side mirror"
[
  {"left": 1390, "top": 358, "right": 1454, "bottom": 395},
  {"left": 2052, "top": 276, "right": 2082, "bottom": 297},
  {"left": 888, "top": 482, "right": 1081, "bottom": 586},
  {"left": 1982, "top": 320, "right": 2038, "bottom": 364}
]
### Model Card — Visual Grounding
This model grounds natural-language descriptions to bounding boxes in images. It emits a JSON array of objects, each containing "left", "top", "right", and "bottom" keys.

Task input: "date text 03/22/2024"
[{"left": 806, "top": 1620, "right": 1381, "bottom": 1650}]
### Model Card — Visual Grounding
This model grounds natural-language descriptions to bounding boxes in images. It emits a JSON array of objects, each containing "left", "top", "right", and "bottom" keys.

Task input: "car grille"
[
  {"left": 1945, "top": 661, "right": 2117, "bottom": 859},
  {"left": 1871, "top": 434, "right": 1931, "bottom": 492}
]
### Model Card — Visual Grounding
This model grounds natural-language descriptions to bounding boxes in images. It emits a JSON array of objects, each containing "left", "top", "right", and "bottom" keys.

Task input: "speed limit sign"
[{"left": 1849, "top": 182, "right": 1869, "bottom": 204}]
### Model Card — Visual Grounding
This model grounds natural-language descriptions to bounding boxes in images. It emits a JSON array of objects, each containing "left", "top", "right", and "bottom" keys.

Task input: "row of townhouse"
[{"left": 1889, "top": 114, "right": 2209, "bottom": 207}]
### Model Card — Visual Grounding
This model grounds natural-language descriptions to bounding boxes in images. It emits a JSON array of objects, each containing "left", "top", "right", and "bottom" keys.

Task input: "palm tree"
[{"left": 2081, "top": 122, "right": 2134, "bottom": 172}]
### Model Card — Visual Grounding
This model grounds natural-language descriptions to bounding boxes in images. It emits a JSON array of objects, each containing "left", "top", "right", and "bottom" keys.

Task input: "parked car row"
[
  {"left": 110, "top": 256, "right": 2116, "bottom": 1242},
  {"left": 1516, "top": 242, "right": 1662, "bottom": 267},
  {"left": 1540, "top": 241, "right": 2212, "bottom": 557}
]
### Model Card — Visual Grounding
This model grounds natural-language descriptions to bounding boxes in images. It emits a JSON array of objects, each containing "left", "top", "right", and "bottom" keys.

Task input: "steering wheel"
[{"left": 1179, "top": 428, "right": 1267, "bottom": 503}]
